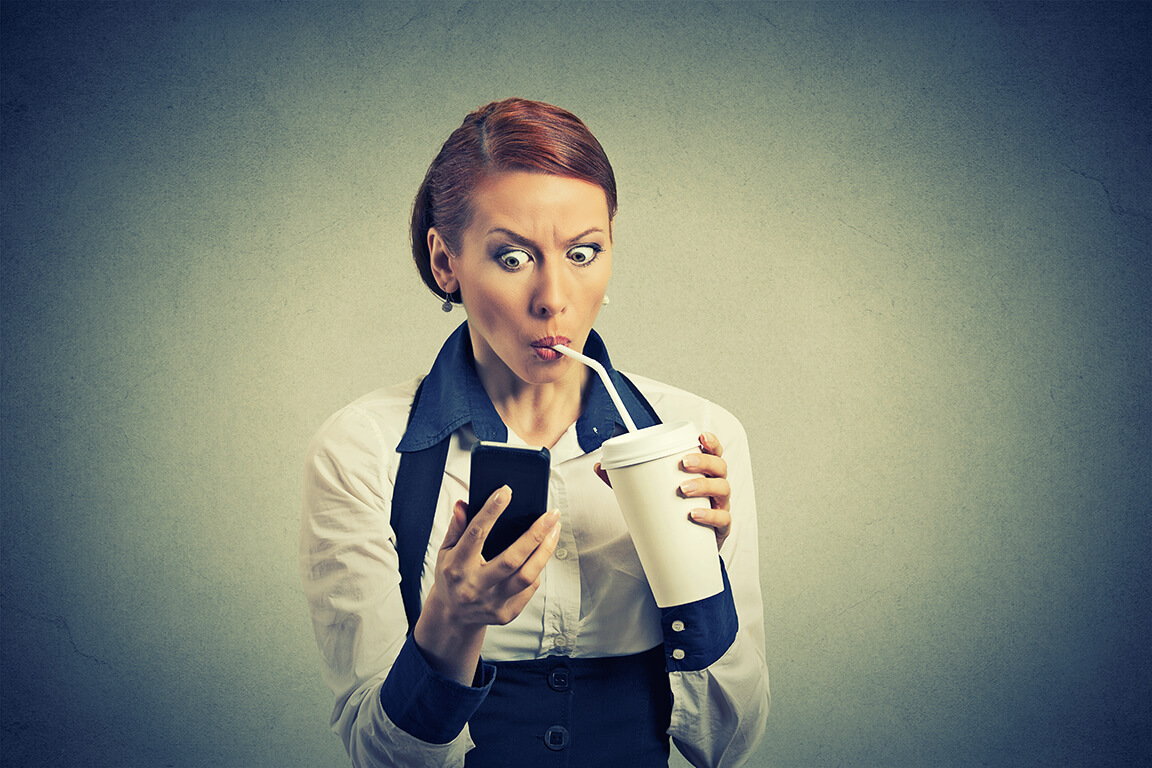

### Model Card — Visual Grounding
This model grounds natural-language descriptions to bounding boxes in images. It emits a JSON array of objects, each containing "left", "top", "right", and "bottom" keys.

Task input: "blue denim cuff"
[
  {"left": 379, "top": 634, "right": 496, "bottom": 744},
  {"left": 660, "top": 559, "right": 738, "bottom": 672}
]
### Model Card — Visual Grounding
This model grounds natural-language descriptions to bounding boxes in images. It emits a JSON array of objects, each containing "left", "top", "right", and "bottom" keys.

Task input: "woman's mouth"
[{"left": 532, "top": 336, "right": 571, "bottom": 361}]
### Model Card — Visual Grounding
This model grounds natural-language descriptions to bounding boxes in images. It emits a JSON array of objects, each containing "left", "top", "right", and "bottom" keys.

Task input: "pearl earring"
[{"left": 602, "top": 295, "right": 611, "bottom": 307}]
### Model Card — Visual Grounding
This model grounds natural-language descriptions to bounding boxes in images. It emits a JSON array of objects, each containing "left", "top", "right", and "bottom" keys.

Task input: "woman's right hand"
[{"left": 413, "top": 487, "right": 560, "bottom": 685}]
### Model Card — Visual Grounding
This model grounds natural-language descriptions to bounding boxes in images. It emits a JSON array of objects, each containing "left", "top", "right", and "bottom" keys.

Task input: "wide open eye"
[
  {"left": 497, "top": 249, "right": 531, "bottom": 270},
  {"left": 568, "top": 244, "right": 602, "bottom": 265}
]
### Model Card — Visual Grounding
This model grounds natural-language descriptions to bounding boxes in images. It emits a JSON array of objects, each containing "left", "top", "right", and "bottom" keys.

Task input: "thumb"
[
  {"left": 439, "top": 500, "right": 469, "bottom": 550},
  {"left": 594, "top": 462, "right": 613, "bottom": 489}
]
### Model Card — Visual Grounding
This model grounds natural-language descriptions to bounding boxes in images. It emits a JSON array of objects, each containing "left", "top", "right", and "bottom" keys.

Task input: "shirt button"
[
  {"left": 671, "top": 620, "right": 685, "bottom": 632},
  {"left": 555, "top": 547, "right": 569, "bottom": 560},
  {"left": 553, "top": 634, "right": 569, "bottom": 649},
  {"left": 672, "top": 648, "right": 686, "bottom": 661},
  {"left": 545, "top": 725, "right": 570, "bottom": 751},
  {"left": 548, "top": 667, "right": 570, "bottom": 692}
]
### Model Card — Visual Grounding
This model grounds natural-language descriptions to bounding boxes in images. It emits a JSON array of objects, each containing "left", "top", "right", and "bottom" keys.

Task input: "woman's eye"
[
  {"left": 568, "top": 244, "right": 601, "bottom": 265},
  {"left": 497, "top": 249, "right": 531, "bottom": 270}
]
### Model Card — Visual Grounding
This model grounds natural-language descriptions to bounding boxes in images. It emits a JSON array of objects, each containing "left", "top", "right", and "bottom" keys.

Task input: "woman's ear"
[{"left": 427, "top": 228, "right": 459, "bottom": 295}]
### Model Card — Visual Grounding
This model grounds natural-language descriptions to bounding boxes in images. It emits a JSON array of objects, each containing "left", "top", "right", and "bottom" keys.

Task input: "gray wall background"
[{"left": 2, "top": 2, "right": 1148, "bottom": 766}]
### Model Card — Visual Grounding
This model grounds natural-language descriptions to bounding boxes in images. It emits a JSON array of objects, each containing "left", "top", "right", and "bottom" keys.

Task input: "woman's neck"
[{"left": 476, "top": 362, "right": 591, "bottom": 449}]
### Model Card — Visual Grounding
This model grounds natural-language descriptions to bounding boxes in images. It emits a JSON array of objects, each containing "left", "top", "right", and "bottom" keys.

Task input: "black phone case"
[{"left": 467, "top": 442, "right": 551, "bottom": 561}]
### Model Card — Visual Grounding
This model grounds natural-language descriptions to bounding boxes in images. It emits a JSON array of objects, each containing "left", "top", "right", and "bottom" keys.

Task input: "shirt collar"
[{"left": 396, "top": 321, "right": 659, "bottom": 454}]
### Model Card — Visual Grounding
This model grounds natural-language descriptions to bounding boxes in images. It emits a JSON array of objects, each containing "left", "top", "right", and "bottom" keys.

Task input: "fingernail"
[
  {"left": 682, "top": 455, "right": 700, "bottom": 469},
  {"left": 680, "top": 480, "right": 698, "bottom": 494}
]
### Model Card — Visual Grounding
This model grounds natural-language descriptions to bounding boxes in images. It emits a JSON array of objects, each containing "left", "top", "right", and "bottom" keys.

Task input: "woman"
[{"left": 300, "top": 98, "right": 769, "bottom": 767}]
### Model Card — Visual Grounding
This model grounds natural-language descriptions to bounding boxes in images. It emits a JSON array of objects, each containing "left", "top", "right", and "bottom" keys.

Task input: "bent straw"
[{"left": 551, "top": 344, "right": 639, "bottom": 433}]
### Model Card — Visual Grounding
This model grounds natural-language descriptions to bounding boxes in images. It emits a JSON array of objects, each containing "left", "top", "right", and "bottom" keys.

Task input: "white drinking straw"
[{"left": 551, "top": 344, "right": 639, "bottom": 433}]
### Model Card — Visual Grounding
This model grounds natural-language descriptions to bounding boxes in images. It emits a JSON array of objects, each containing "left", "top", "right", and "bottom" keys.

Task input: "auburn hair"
[{"left": 411, "top": 98, "right": 617, "bottom": 303}]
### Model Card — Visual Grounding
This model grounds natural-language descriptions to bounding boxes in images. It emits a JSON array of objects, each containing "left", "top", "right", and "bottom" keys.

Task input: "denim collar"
[{"left": 396, "top": 321, "right": 658, "bottom": 454}]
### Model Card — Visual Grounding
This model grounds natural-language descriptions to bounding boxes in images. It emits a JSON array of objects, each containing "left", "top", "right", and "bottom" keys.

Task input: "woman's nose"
[{"left": 532, "top": 266, "right": 568, "bottom": 317}]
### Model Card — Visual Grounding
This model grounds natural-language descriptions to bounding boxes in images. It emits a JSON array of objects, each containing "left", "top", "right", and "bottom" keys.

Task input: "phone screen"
[{"left": 468, "top": 442, "right": 551, "bottom": 561}]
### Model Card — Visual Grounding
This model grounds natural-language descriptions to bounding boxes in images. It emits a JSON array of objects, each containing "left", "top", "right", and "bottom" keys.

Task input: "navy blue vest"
[{"left": 391, "top": 377, "right": 672, "bottom": 765}]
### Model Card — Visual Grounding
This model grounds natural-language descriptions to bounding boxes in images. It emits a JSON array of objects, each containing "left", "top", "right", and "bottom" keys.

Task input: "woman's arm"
[
  {"left": 300, "top": 402, "right": 500, "bottom": 766},
  {"left": 301, "top": 404, "right": 479, "bottom": 767},
  {"left": 300, "top": 400, "right": 560, "bottom": 767},
  {"left": 597, "top": 399, "right": 770, "bottom": 765},
  {"left": 414, "top": 495, "right": 560, "bottom": 685},
  {"left": 662, "top": 408, "right": 771, "bottom": 767}
]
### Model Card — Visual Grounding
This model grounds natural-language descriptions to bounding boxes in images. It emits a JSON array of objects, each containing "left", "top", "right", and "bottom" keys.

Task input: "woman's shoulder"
[
  {"left": 344, "top": 376, "right": 423, "bottom": 418},
  {"left": 306, "top": 377, "right": 423, "bottom": 458},
  {"left": 618, "top": 371, "right": 747, "bottom": 438}
]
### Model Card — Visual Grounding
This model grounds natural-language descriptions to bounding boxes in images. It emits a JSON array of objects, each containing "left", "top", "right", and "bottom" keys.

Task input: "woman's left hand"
[
  {"left": 595, "top": 431, "right": 732, "bottom": 551},
  {"left": 679, "top": 432, "right": 732, "bottom": 551}
]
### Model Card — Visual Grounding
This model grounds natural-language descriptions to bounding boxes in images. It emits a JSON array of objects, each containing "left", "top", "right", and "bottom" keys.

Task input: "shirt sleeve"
[
  {"left": 380, "top": 634, "right": 495, "bottom": 743},
  {"left": 663, "top": 405, "right": 771, "bottom": 767},
  {"left": 660, "top": 562, "right": 739, "bottom": 673},
  {"left": 299, "top": 404, "right": 490, "bottom": 767}
]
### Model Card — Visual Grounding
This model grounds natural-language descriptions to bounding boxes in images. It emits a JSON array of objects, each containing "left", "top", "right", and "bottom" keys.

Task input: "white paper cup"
[{"left": 600, "top": 421, "right": 724, "bottom": 607}]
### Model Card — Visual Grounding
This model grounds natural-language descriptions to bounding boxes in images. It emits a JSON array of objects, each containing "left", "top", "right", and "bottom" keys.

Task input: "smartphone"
[{"left": 467, "top": 441, "right": 551, "bottom": 561}]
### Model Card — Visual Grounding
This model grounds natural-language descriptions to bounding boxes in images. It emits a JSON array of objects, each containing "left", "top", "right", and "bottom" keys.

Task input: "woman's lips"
[
  {"left": 531, "top": 336, "right": 571, "bottom": 361},
  {"left": 532, "top": 335, "right": 571, "bottom": 348}
]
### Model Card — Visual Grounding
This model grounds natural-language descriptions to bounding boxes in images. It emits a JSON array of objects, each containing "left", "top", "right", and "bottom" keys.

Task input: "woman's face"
[{"left": 430, "top": 171, "right": 613, "bottom": 388}]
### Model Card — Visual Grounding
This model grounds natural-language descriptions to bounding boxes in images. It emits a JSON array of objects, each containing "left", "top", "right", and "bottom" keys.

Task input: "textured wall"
[{"left": 2, "top": 2, "right": 1148, "bottom": 766}]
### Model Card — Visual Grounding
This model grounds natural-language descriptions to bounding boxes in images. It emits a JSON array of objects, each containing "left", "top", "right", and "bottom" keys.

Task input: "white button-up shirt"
[{"left": 300, "top": 324, "right": 769, "bottom": 766}]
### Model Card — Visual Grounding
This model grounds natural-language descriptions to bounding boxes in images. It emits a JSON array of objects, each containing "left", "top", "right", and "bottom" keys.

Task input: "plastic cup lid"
[{"left": 599, "top": 421, "right": 699, "bottom": 469}]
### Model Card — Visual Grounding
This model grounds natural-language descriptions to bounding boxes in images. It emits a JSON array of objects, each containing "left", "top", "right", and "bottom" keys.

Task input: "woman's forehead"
[{"left": 469, "top": 172, "right": 611, "bottom": 239}]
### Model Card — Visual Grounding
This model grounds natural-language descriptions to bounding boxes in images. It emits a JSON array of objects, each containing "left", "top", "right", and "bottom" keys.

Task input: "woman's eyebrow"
[
  {"left": 485, "top": 227, "right": 534, "bottom": 246},
  {"left": 485, "top": 226, "right": 606, "bottom": 246},
  {"left": 565, "top": 227, "right": 606, "bottom": 243}
]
